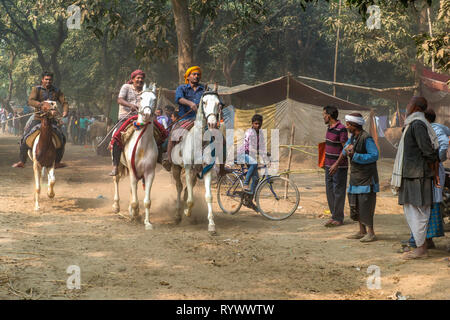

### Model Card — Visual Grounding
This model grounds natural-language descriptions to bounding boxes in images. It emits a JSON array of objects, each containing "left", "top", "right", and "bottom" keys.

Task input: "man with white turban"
[{"left": 330, "top": 112, "right": 379, "bottom": 242}]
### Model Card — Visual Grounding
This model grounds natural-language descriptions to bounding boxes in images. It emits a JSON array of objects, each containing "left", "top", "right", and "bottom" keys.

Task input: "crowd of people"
[
  {"left": 66, "top": 112, "right": 98, "bottom": 145},
  {"left": 322, "top": 98, "right": 449, "bottom": 260},
  {"left": 0, "top": 108, "right": 29, "bottom": 136}
]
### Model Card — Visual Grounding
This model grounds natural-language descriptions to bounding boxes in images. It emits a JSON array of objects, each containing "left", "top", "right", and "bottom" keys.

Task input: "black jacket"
[{"left": 402, "top": 120, "right": 438, "bottom": 179}]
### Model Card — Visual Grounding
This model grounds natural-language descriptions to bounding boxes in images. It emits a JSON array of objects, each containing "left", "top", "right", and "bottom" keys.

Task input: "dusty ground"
[{"left": 0, "top": 134, "right": 449, "bottom": 300}]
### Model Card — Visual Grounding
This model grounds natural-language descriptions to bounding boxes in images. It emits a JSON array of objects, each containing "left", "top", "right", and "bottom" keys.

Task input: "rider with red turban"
[{"left": 108, "top": 69, "right": 146, "bottom": 176}]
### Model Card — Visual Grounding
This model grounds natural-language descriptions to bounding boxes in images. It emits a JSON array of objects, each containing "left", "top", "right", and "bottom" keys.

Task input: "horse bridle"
[
  {"left": 39, "top": 101, "right": 59, "bottom": 119},
  {"left": 200, "top": 91, "right": 223, "bottom": 126}
]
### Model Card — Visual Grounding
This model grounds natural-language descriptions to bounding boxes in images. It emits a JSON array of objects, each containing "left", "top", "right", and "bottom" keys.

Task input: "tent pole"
[
  {"left": 333, "top": 0, "right": 342, "bottom": 97},
  {"left": 426, "top": 7, "right": 435, "bottom": 72},
  {"left": 285, "top": 123, "right": 295, "bottom": 199}
]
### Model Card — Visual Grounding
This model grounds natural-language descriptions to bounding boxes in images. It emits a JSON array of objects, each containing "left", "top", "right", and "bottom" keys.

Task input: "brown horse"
[{"left": 30, "top": 101, "right": 58, "bottom": 211}]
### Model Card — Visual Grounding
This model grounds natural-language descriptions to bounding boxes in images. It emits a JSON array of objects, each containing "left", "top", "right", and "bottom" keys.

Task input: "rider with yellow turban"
[
  {"left": 161, "top": 66, "right": 205, "bottom": 171},
  {"left": 175, "top": 66, "right": 204, "bottom": 120}
]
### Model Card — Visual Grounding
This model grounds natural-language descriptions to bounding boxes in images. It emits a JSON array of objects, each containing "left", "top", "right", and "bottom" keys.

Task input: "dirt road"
[{"left": 0, "top": 134, "right": 448, "bottom": 300}]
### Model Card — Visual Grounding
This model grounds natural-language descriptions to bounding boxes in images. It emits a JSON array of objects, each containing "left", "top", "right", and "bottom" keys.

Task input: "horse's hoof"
[
  {"left": 145, "top": 224, "right": 153, "bottom": 230},
  {"left": 208, "top": 225, "right": 216, "bottom": 234},
  {"left": 34, "top": 206, "right": 40, "bottom": 212},
  {"left": 184, "top": 202, "right": 193, "bottom": 217},
  {"left": 113, "top": 206, "right": 120, "bottom": 213},
  {"left": 47, "top": 192, "right": 55, "bottom": 199},
  {"left": 209, "top": 230, "right": 218, "bottom": 236}
]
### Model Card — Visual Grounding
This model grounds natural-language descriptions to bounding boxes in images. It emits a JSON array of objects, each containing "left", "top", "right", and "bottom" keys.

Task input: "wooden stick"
[{"left": 285, "top": 123, "right": 295, "bottom": 198}]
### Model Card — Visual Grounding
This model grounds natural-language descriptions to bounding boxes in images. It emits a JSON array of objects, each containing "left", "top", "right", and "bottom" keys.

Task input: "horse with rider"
[{"left": 12, "top": 71, "right": 68, "bottom": 169}]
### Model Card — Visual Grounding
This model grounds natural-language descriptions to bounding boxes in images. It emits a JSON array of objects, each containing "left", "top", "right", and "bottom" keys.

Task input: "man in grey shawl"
[{"left": 391, "top": 97, "right": 439, "bottom": 260}]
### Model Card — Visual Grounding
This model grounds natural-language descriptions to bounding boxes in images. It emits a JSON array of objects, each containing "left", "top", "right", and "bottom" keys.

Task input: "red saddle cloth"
[{"left": 110, "top": 115, "right": 168, "bottom": 149}]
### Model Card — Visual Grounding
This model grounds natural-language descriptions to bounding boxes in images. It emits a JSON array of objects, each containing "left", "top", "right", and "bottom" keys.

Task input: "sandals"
[
  {"left": 360, "top": 234, "right": 377, "bottom": 242},
  {"left": 347, "top": 232, "right": 365, "bottom": 239},
  {"left": 401, "top": 251, "right": 429, "bottom": 260}
]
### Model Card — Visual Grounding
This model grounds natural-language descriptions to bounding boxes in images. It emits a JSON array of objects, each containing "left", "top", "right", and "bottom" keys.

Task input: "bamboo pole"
[
  {"left": 333, "top": 0, "right": 342, "bottom": 97},
  {"left": 426, "top": 7, "right": 435, "bottom": 72},
  {"left": 285, "top": 123, "right": 295, "bottom": 198}
]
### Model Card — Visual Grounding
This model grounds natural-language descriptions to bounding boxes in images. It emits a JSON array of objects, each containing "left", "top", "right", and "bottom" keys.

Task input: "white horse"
[
  {"left": 112, "top": 84, "right": 158, "bottom": 230},
  {"left": 171, "top": 86, "right": 223, "bottom": 234},
  {"left": 29, "top": 101, "right": 59, "bottom": 211}
]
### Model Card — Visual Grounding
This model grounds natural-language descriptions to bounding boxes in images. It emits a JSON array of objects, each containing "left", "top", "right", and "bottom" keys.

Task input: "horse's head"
[
  {"left": 200, "top": 84, "right": 222, "bottom": 129},
  {"left": 40, "top": 101, "right": 58, "bottom": 119},
  {"left": 137, "top": 83, "right": 157, "bottom": 124}
]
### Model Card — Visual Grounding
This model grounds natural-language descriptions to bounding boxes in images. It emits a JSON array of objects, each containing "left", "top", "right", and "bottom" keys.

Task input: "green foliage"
[{"left": 0, "top": 0, "right": 447, "bottom": 117}]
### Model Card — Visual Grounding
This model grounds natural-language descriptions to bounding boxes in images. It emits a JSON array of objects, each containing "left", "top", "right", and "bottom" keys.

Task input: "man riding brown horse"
[{"left": 12, "top": 71, "right": 68, "bottom": 169}]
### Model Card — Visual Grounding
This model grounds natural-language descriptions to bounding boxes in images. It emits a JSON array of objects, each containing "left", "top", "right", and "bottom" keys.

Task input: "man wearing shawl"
[
  {"left": 405, "top": 108, "right": 447, "bottom": 250},
  {"left": 330, "top": 113, "right": 379, "bottom": 242},
  {"left": 391, "top": 97, "right": 439, "bottom": 260},
  {"left": 109, "top": 69, "right": 146, "bottom": 176}
]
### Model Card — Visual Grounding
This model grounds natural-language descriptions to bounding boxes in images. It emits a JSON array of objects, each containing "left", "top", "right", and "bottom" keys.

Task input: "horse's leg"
[
  {"left": 184, "top": 166, "right": 194, "bottom": 217},
  {"left": 33, "top": 160, "right": 41, "bottom": 211},
  {"left": 143, "top": 170, "right": 155, "bottom": 230},
  {"left": 129, "top": 174, "right": 139, "bottom": 221},
  {"left": 204, "top": 171, "right": 216, "bottom": 234},
  {"left": 172, "top": 165, "right": 183, "bottom": 223},
  {"left": 113, "top": 175, "right": 120, "bottom": 213},
  {"left": 47, "top": 166, "right": 56, "bottom": 199}
]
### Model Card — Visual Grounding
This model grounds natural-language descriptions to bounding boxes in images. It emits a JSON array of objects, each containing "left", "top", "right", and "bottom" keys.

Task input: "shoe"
[
  {"left": 54, "top": 162, "right": 67, "bottom": 169},
  {"left": 108, "top": 167, "right": 119, "bottom": 176},
  {"left": 12, "top": 161, "right": 25, "bottom": 168},
  {"left": 346, "top": 232, "right": 365, "bottom": 239},
  {"left": 324, "top": 219, "right": 334, "bottom": 227},
  {"left": 162, "top": 159, "right": 172, "bottom": 172},
  {"left": 360, "top": 234, "right": 377, "bottom": 242},
  {"left": 247, "top": 201, "right": 258, "bottom": 212}
]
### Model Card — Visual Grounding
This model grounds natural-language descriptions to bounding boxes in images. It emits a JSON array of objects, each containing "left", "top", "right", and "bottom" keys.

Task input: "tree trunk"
[
  {"left": 414, "top": 4, "right": 429, "bottom": 96},
  {"left": 171, "top": 0, "right": 194, "bottom": 83},
  {"left": 50, "top": 18, "right": 68, "bottom": 87},
  {"left": 3, "top": 50, "right": 16, "bottom": 114}
]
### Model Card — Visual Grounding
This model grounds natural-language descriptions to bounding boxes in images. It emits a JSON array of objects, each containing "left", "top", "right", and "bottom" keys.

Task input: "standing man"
[
  {"left": 330, "top": 113, "right": 379, "bottom": 242},
  {"left": 322, "top": 105, "right": 348, "bottom": 227},
  {"left": 391, "top": 97, "right": 439, "bottom": 260},
  {"left": 12, "top": 71, "right": 69, "bottom": 169},
  {"left": 405, "top": 108, "right": 447, "bottom": 250}
]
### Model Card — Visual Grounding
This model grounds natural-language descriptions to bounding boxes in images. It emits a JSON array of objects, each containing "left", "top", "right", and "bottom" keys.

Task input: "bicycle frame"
[{"left": 230, "top": 164, "right": 280, "bottom": 201}]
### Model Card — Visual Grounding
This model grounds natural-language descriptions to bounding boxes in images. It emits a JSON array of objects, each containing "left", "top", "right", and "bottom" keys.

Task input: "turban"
[
  {"left": 184, "top": 66, "right": 201, "bottom": 84},
  {"left": 345, "top": 114, "right": 365, "bottom": 126},
  {"left": 127, "top": 69, "right": 146, "bottom": 84}
]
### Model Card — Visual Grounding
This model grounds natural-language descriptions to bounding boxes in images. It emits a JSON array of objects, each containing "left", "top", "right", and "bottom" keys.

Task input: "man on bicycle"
[{"left": 237, "top": 114, "right": 270, "bottom": 210}]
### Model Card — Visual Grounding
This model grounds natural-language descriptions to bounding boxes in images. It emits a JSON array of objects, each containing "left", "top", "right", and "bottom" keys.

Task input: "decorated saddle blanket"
[
  {"left": 110, "top": 115, "right": 168, "bottom": 150},
  {"left": 24, "top": 123, "right": 64, "bottom": 149},
  {"left": 169, "top": 119, "right": 195, "bottom": 146}
]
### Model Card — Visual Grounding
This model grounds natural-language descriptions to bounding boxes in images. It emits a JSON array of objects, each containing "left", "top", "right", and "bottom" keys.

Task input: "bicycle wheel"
[
  {"left": 255, "top": 176, "right": 300, "bottom": 220},
  {"left": 217, "top": 172, "right": 244, "bottom": 215}
]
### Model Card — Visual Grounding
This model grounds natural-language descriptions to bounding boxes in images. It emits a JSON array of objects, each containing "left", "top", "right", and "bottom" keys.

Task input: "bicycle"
[{"left": 217, "top": 158, "right": 300, "bottom": 220}]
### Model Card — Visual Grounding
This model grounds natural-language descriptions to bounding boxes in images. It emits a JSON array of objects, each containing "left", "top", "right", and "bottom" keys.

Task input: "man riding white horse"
[
  {"left": 109, "top": 69, "right": 167, "bottom": 176},
  {"left": 12, "top": 71, "right": 68, "bottom": 169},
  {"left": 162, "top": 66, "right": 226, "bottom": 176},
  {"left": 109, "top": 69, "right": 147, "bottom": 176}
]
